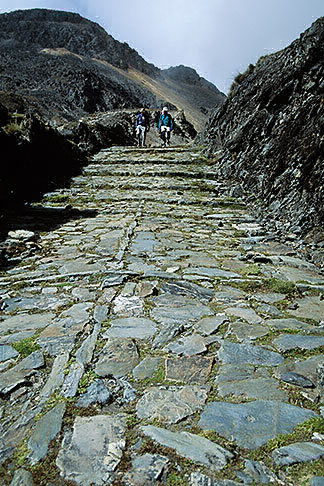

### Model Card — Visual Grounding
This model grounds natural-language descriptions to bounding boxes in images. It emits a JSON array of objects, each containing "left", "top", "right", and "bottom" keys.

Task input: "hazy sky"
[{"left": 1, "top": 0, "right": 323, "bottom": 93}]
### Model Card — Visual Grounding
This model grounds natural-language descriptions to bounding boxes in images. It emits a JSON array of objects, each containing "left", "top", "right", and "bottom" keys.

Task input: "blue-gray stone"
[
  {"left": 198, "top": 400, "right": 317, "bottom": 449},
  {"left": 218, "top": 341, "right": 284, "bottom": 366},
  {"left": 161, "top": 280, "right": 213, "bottom": 303},
  {"left": 280, "top": 371, "right": 314, "bottom": 388},
  {"left": 28, "top": 403, "right": 66, "bottom": 465},
  {"left": 77, "top": 379, "right": 111, "bottom": 407},
  {"left": 236, "top": 459, "right": 280, "bottom": 484},
  {"left": 141, "top": 425, "right": 233, "bottom": 470},
  {"left": 190, "top": 472, "right": 241, "bottom": 485},
  {"left": 0, "top": 345, "right": 19, "bottom": 362},
  {"left": 272, "top": 441, "right": 324, "bottom": 466},
  {"left": 10, "top": 468, "right": 33, "bottom": 486},
  {"left": 273, "top": 335, "right": 324, "bottom": 352},
  {"left": 311, "top": 478, "right": 324, "bottom": 486}
]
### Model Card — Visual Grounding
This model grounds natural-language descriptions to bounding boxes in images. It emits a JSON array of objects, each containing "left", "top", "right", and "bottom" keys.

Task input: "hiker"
[
  {"left": 135, "top": 108, "right": 149, "bottom": 147},
  {"left": 158, "top": 107, "right": 173, "bottom": 147}
]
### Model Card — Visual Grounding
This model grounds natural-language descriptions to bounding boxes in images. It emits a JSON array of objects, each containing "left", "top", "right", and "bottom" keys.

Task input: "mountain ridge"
[{"left": 0, "top": 8, "right": 225, "bottom": 128}]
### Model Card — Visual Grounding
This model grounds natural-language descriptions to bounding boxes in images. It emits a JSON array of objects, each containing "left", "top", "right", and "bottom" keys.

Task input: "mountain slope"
[
  {"left": 202, "top": 17, "right": 324, "bottom": 242},
  {"left": 0, "top": 9, "right": 225, "bottom": 128}
]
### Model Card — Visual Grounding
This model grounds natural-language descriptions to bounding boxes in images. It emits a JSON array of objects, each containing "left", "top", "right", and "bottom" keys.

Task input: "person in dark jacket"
[
  {"left": 135, "top": 108, "right": 149, "bottom": 147},
  {"left": 158, "top": 107, "right": 173, "bottom": 147}
]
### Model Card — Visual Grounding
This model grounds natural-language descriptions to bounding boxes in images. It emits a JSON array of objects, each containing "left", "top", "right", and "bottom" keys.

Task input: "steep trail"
[{"left": 0, "top": 147, "right": 324, "bottom": 485}]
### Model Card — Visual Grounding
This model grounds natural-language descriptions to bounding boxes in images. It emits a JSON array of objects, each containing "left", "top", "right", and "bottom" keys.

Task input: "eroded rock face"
[
  {"left": 0, "top": 111, "right": 86, "bottom": 221},
  {"left": 203, "top": 17, "right": 324, "bottom": 241}
]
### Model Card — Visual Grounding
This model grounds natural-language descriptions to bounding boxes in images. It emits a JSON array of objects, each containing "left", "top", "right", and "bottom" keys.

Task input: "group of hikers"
[{"left": 135, "top": 106, "right": 174, "bottom": 148}]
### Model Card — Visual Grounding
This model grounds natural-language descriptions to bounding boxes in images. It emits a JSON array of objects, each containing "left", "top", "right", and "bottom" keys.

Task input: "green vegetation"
[
  {"left": 78, "top": 370, "right": 98, "bottom": 394},
  {"left": 240, "top": 264, "right": 263, "bottom": 277},
  {"left": 12, "top": 336, "right": 40, "bottom": 358},
  {"left": 167, "top": 472, "right": 189, "bottom": 486},
  {"left": 13, "top": 438, "right": 30, "bottom": 467},
  {"left": 250, "top": 417, "right": 324, "bottom": 461},
  {"left": 264, "top": 278, "right": 297, "bottom": 296},
  {"left": 3, "top": 114, "right": 25, "bottom": 135},
  {"left": 44, "top": 194, "right": 69, "bottom": 203},
  {"left": 228, "top": 63, "right": 255, "bottom": 97}
]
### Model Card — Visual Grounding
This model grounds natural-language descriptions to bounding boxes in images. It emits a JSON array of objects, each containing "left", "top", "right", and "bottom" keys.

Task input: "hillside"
[
  {"left": 0, "top": 9, "right": 225, "bottom": 129},
  {"left": 203, "top": 17, "right": 324, "bottom": 246}
]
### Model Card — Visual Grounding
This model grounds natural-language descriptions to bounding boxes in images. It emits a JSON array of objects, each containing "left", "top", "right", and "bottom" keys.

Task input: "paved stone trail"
[{"left": 0, "top": 146, "right": 324, "bottom": 485}]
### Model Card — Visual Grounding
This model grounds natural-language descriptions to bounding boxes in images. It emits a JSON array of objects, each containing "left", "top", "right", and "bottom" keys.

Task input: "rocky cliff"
[
  {"left": 0, "top": 9, "right": 225, "bottom": 128},
  {"left": 203, "top": 17, "right": 324, "bottom": 242},
  {"left": 0, "top": 106, "right": 86, "bottom": 217}
]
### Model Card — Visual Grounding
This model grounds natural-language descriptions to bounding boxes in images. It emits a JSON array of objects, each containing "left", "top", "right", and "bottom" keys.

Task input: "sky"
[{"left": 0, "top": 0, "right": 324, "bottom": 93}]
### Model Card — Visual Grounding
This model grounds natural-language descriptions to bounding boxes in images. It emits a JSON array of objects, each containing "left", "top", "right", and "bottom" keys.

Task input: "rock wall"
[
  {"left": 203, "top": 18, "right": 324, "bottom": 239},
  {"left": 0, "top": 108, "right": 86, "bottom": 215}
]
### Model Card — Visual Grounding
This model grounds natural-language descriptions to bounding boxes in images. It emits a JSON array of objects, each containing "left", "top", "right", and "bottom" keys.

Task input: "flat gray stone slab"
[
  {"left": 58, "top": 260, "right": 104, "bottom": 274},
  {"left": 61, "top": 362, "right": 84, "bottom": 398},
  {"left": 264, "top": 318, "right": 316, "bottom": 331},
  {"left": 163, "top": 334, "right": 207, "bottom": 356},
  {"left": 165, "top": 356, "right": 213, "bottom": 384},
  {"left": 236, "top": 459, "right": 281, "bottom": 484},
  {"left": 0, "top": 345, "right": 19, "bottom": 362},
  {"left": 218, "top": 341, "right": 284, "bottom": 366},
  {"left": 102, "top": 272, "right": 128, "bottom": 287},
  {"left": 161, "top": 280, "right": 213, "bottom": 303},
  {"left": 152, "top": 322, "right": 184, "bottom": 349},
  {"left": 217, "top": 377, "right": 288, "bottom": 401},
  {"left": 274, "top": 356, "right": 323, "bottom": 388},
  {"left": 255, "top": 302, "right": 284, "bottom": 317},
  {"left": 103, "top": 318, "right": 157, "bottom": 339},
  {"left": 56, "top": 415, "right": 126, "bottom": 485},
  {"left": 77, "top": 379, "right": 111, "bottom": 407},
  {"left": 189, "top": 472, "right": 242, "bottom": 486},
  {"left": 216, "top": 364, "right": 270, "bottom": 384},
  {"left": 9, "top": 469, "right": 33, "bottom": 486},
  {"left": 28, "top": 403, "right": 66, "bottom": 465},
  {"left": 289, "top": 296, "right": 324, "bottom": 322},
  {"left": 95, "top": 338, "right": 140, "bottom": 378},
  {"left": 0, "top": 330, "right": 36, "bottom": 345},
  {"left": 137, "top": 386, "right": 208, "bottom": 423},
  {"left": 0, "top": 313, "right": 54, "bottom": 335},
  {"left": 190, "top": 473, "right": 241, "bottom": 485},
  {"left": 198, "top": 400, "right": 317, "bottom": 449},
  {"left": 75, "top": 323, "right": 101, "bottom": 366},
  {"left": 224, "top": 306, "right": 263, "bottom": 324},
  {"left": 40, "top": 352, "right": 69, "bottom": 402},
  {"left": 228, "top": 321, "right": 269, "bottom": 341},
  {"left": 123, "top": 453, "right": 169, "bottom": 485},
  {"left": 141, "top": 425, "right": 233, "bottom": 470},
  {"left": 269, "top": 266, "right": 324, "bottom": 285},
  {"left": 213, "top": 286, "right": 246, "bottom": 304},
  {"left": 112, "top": 295, "right": 144, "bottom": 317},
  {"left": 183, "top": 266, "right": 240, "bottom": 278},
  {"left": 272, "top": 441, "right": 324, "bottom": 465},
  {"left": 194, "top": 315, "right": 228, "bottom": 336},
  {"left": 132, "top": 357, "right": 163, "bottom": 380},
  {"left": 59, "top": 302, "right": 92, "bottom": 323},
  {"left": 273, "top": 335, "right": 324, "bottom": 352},
  {"left": 93, "top": 305, "right": 108, "bottom": 323},
  {"left": 280, "top": 371, "right": 314, "bottom": 388},
  {"left": 0, "top": 351, "right": 44, "bottom": 394},
  {"left": 311, "top": 478, "right": 324, "bottom": 486},
  {"left": 151, "top": 294, "right": 213, "bottom": 326},
  {"left": 253, "top": 292, "right": 285, "bottom": 304}
]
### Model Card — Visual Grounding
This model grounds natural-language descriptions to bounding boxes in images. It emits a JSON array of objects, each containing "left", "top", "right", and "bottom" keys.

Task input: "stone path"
[{"left": 0, "top": 146, "right": 324, "bottom": 485}]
